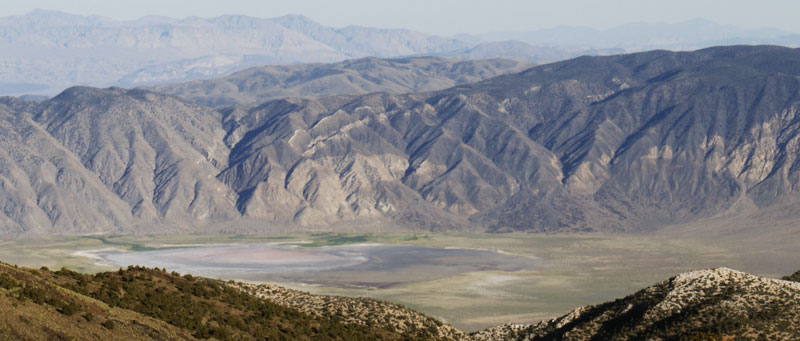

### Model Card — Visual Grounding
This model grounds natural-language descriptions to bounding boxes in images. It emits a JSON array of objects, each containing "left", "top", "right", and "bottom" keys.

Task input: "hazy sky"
[{"left": 3, "top": 0, "right": 799, "bottom": 35}]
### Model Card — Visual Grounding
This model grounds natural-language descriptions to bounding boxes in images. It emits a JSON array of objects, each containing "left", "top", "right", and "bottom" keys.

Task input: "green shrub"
[
  {"left": 18, "top": 285, "right": 48, "bottom": 304},
  {"left": 102, "top": 319, "right": 115, "bottom": 330},
  {"left": 0, "top": 274, "right": 18, "bottom": 289},
  {"left": 57, "top": 301, "right": 80, "bottom": 316}
]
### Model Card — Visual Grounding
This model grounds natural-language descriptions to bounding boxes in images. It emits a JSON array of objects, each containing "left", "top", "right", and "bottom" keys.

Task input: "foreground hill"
[
  {"left": 4, "top": 45, "right": 800, "bottom": 234},
  {"left": 471, "top": 268, "right": 800, "bottom": 340},
  {"left": 0, "top": 261, "right": 457, "bottom": 340},
  {"left": 0, "top": 264, "right": 190, "bottom": 340},
  {"left": 3, "top": 260, "right": 798, "bottom": 340},
  {"left": 151, "top": 56, "right": 531, "bottom": 107}
]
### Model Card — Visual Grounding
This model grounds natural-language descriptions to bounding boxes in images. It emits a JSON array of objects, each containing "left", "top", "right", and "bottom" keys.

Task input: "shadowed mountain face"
[
  {"left": 150, "top": 57, "right": 532, "bottom": 107},
  {"left": 2, "top": 46, "right": 800, "bottom": 235}
]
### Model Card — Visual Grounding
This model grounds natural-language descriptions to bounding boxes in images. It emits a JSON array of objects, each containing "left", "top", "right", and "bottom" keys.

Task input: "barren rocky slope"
[
  {"left": 0, "top": 88, "right": 238, "bottom": 235},
  {"left": 217, "top": 45, "right": 800, "bottom": 232},
  {"left": 3, "top": 46, "right": 800, "bottom": 234},
  {"left": 471, "top": 268, "right": 800, "bottom": 340},
  {"left": 151, "top": 56, "right": 531, "bottom": 107}
]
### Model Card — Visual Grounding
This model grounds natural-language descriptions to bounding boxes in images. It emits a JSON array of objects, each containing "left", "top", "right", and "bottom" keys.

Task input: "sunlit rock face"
[
  {"left": 3, "top": 46, "right": 800, "bottom": 235},
  {"left": 221, "top": 46, "right": 800, "bottom": 232}
]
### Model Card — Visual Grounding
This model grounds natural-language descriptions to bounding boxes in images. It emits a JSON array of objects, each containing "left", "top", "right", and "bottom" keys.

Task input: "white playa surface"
[{"left": 96, "top": 243, "right": 536, "bottom": 289}]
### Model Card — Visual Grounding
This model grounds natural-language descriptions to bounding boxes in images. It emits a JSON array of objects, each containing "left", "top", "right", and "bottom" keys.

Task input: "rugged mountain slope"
[
  {"left": 151, "top": 56, "right": 532, "bottom": 107},
  {"left": 3, "top": 45, "right": 800, "bottom": 234},
  {"left": 0, "top": 88, "right": 238, "bottom": 235},
  {"left": 471, "top": 268, "right": 800, "bottom": 340},
  {"left": 217, "top": 45, "right": 800, "bottom": 232},
  {"left": 432, "top": 40, "right": 625, "bottom": 64}
]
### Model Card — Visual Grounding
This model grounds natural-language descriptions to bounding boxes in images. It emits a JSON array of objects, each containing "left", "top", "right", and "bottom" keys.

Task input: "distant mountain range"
[
  {"left": 3, "top": 46, "right": 800, "bottom": 235},
  {"left": 0, "top": 10, "right": 464, "bottom": 95},
  {"left": 480, "top": 18, "right": 800, "bottom": 51},
  {"left": 0, "top": 10, "right": 554, "bottom": 96},
  {"left": 2, "top": 11, "right": 797, "bottom": 97},
  {"left": 150, "top": 56, "right": 532, "bottom": 107}
]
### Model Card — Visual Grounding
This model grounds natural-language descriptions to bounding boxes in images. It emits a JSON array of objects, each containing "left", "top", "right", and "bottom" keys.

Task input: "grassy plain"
[{"left": 0, "top": 230, "right": 795, "bottom": 332}]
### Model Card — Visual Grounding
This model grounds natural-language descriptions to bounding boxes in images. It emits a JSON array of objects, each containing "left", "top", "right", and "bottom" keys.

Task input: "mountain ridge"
[
  {"left": 3, "top": 46, "right": 800, "bottom": 235},
  {"left": 6, "top": 10, "right": 795, "bottom": 96},
  {"left": 480, "top": 18, "right": 800, "bottom": 51},
  {"left": 149, "top": 56, "right": 533, "bottom": 107},
  {"left": 0, "top": 10, "right": 471, "bottom": 95}
]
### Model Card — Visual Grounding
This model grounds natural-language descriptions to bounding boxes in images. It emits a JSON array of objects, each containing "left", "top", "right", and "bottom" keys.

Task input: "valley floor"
[{"left": 1, "top": 225, "right": 797, "bottom": 332}]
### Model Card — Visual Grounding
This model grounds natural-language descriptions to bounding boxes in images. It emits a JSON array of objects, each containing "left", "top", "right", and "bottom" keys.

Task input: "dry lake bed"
[
  {"left": 94, "top": 243, "right": 535, "bottom": 289},
  {"left": 1, "top": 229, "right": 798, "bottom": 332}
]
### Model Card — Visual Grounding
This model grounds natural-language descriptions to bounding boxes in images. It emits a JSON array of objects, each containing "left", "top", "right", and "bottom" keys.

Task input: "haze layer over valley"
[
  {"left": 3, "top": 10, "right": 797, "bottom": 96},
  {"left": 0, "top": 10, "right": 568, "bottom": 96}
]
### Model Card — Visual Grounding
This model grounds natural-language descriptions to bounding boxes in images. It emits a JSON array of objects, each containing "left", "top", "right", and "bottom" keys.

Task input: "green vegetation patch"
[
  {"left": 300, "top": 233, "right": 374, "bottom": 247},
  {"left": 48, "top": 265, "right": 401, "bottom": 340}
]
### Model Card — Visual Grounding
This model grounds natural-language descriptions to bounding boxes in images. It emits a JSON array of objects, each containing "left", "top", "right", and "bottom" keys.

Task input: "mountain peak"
[
  {"left": 25, "top": 8, "right": 74, "bottom": 18},
  {"left": 272, "top": 14, "right": 318, "bottom": 24},
  {"left": 20, "top": 9, "right": 107, "bottom": 27}
]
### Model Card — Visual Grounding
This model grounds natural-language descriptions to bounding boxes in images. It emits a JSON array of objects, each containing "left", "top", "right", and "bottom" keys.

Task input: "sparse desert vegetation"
[
  {"left": 236, "top": 282, "right": 464, "bottom": 340},
  {"left": 0, "top": 262, "right": 445, "bottom": 340},
  {"left": 470, "top": 268, "right": 800, "bottom": 340}
]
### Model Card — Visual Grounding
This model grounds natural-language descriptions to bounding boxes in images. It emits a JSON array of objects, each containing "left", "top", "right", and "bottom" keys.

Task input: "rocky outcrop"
[{"left": 472, "top": 268, "right": 800, "bottom": 340}]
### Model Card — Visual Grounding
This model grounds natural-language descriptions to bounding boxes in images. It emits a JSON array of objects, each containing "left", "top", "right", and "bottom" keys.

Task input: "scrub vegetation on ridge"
[{"left": 0, "top": 261, "right": 459, "bottom": 340}]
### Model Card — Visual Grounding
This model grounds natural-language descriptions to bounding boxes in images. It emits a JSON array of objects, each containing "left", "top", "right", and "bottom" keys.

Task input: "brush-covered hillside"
[
  {"left": 0, "top": 261, "right": 459, "bottom": 340},
  {"left": 471, "top": 268, "right": 800, "bottom": 340}
]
